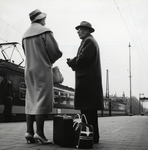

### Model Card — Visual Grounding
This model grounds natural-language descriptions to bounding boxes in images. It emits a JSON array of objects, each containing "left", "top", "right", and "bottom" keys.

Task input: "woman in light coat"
[{"left": 22, "top": 9, "right": 62, "bottom": 144}]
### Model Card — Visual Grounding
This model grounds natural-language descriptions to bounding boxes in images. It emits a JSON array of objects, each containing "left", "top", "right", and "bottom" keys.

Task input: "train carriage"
[{"left": 0, "top": 42, "right": 127, "bottom": 122}]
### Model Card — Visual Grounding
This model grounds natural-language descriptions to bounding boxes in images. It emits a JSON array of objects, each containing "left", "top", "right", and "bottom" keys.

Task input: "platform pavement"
[{"left": 0, "top": 116, "right": 148, "bottom": 150}]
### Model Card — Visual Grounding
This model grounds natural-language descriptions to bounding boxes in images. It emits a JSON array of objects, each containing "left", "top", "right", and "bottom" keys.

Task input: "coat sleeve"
[
  {"left": 42, "top": 32, "right": 62, "bottom": 64},
  {"left": 68, "top": 38, "right": 96, "bottom": 71},
  {"left": 67, "top": 57, "right": 77, "bottom": 71}
]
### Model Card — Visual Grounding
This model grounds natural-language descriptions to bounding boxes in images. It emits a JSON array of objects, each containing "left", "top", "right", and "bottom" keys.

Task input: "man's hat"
[
  {"left": 75, "top": 21, "right": 95, "bottom": 33},
  {"left": 29, "top": 9, "right": 47, "bottom": 23}
]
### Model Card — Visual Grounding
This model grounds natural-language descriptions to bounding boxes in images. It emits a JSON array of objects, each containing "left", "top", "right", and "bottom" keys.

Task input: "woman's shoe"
[
  {"left": 25, "top": 133, "right": 35, "bottom": 144},
  {"left": 34, "top": 133, "right": 52, "bottom": 145}
]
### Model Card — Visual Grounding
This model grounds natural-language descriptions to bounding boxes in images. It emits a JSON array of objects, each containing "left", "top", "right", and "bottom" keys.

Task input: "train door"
[{"left": 2, "top": 74, "right": 25, "bottom": 121}]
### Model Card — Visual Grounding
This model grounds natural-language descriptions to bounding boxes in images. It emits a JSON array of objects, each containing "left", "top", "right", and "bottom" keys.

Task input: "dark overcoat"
[{"left": 67, "top": 35, "right": 103, "bottom": 110}]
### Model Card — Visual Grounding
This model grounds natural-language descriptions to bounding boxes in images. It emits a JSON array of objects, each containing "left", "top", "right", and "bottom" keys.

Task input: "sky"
[{"left": 0, "top": 0, "right": 148, "bottom": 103}]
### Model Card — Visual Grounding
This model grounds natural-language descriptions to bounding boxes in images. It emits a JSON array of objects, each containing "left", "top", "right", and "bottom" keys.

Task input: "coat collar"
[
  {"left": 23, "top": 23, "right": 52, "bottom": 39},
  {"left": 77, "top": 35, "right": 93, "bottom": 55},
  {"left": 81, "top": 34, "right": 93, "bottom": 42}
]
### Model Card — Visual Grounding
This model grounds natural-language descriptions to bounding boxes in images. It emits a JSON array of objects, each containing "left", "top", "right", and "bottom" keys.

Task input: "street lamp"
[{"left": 139, "top": 93, "right": 144, "bottom": 115}]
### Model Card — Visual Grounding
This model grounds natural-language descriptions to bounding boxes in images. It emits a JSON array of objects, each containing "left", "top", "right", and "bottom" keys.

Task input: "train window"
[
  {"left": 54, "top": 90, "right": 60, "bottom": 97},
  {"left": 60, "top": 92, "right": 64, "bottom": 96},
  {"left": 69, "top": 94, "right": 74, "bottom": 106},
  {"left": 54, "top": 89, "right": 60, "bottom": 103},
  {"left": 69, "top": 99, "right": 74, "bottom": 106},
  {"left": 111, "top": 103, "right": 125, "bottom": 111},
  {"left": 53, "top": 87, "right": 75, "bottom": 108},
  {"left": 69, "top": 94, "right": 74, "bottom": 100},
  {"left": 19, "top": 82, "right": 26, "bottom": 100},
  {"left": 104, "top": 101, "right": 109, "bottom": 110}
]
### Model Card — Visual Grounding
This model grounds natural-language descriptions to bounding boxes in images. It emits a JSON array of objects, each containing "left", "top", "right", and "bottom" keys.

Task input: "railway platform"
[{"left": 0, "top": 115, "right": 148, "bottom": 150}]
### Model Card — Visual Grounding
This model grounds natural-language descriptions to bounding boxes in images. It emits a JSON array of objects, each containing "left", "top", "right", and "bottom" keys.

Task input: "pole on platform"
[
  {"left": 139, "top": 94, "right": 141, "bottom": 115},
  {"left": 129, "top": 43, "right": 132, "bottom": 116},
  {"left": 106, "top": 69, "right": 111, "bottom": 116}
]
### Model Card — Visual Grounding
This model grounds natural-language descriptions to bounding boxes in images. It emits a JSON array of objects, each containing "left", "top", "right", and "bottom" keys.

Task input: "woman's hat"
[
  {"left": 29, "top": 9, "right": 47, "bottom": 23},
  {"left": 75, "top": 21, "right": 95, "bottom": 33}
]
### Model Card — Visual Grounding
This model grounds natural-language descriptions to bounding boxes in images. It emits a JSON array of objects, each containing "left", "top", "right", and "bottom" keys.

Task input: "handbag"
[
  {"left": 52, "top": 66, "right": 64, "bottom": 84},
  {"left": 73, "top": 114, "right": 94, "bottom": 149}
]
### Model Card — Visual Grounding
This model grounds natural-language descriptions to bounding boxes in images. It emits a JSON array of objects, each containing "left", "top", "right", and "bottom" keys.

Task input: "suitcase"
[{"left": 53, "top": 115, "right": 75, "bottom": 147}]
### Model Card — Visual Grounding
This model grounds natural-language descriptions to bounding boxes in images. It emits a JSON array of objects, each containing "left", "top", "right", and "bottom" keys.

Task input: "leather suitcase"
[{"left": 53, "top": 115, "right": 75, "bottom": 147}]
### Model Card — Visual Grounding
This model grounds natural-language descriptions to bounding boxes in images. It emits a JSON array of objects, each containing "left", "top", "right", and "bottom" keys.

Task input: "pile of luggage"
[{"left": 53, "top": 114, "right": 94, "bottom": 149}]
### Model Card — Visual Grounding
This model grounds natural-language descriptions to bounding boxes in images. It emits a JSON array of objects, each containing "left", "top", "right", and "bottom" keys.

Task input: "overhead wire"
[
  {"left": 55, "top": 59, "right": 75, "bottom": 77},
  {"left": 112, "top": 0, "right": 148, "bottom": 97},
  {"left": 0, "top": 38, "right": 8, "bottom": 42},
  {"left": 1, "top": 1, "right": 147, "bottom": 88},
  {"left": 127, "top": 0, "right": 148, "bottom": 71},
  {"left": 109, "top": 70, "right": 148, "bottom": 85},
  {"left": 114, "top": 0, "right": 148, "bottom": 77},
  {"left": 0, "top": 18, "right": 23, "bottom": 35},
  {"left": 60, "top": 68, "right": 75, "bottom": 77},
  {"left": 0, "top": 17, "right": 75, "bottom": 77},
  {"left": 108, "top": 70, "right": 148, "bottom": 97}
]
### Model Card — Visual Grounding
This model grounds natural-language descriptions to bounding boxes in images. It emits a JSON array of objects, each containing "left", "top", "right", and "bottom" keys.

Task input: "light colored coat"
[{"left": 22, "top": 23, "right": 62, "bottom": 114}]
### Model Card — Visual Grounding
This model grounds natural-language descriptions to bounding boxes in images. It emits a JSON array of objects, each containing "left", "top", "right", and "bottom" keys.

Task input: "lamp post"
[
  {"left": 140, "top": 97, "right": 148, "bottom": 115},
  {"left": 139, "top": 93, "right": 144, "bottom": 115}
]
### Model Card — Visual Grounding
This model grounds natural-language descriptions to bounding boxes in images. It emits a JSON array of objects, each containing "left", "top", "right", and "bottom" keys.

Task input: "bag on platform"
[
  {"left": 52, "top": 66, "right": 64, "bottom": 84},
  {"left": 73, "top": 114, "right": 94, "bottom": 149}
]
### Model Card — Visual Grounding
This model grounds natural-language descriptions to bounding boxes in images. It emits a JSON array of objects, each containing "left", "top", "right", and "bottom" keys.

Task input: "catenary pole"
[{"left": 129, "top": 43, "right": 132, "bottom": 115}]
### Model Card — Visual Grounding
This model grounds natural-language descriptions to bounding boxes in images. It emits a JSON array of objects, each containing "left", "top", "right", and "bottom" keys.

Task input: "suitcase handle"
[
  {"left": 81, "top": 114, "right": 88, "bottom": 124},
  {"left": 73, "top": 114, "right": 88, "bottom": 124}
]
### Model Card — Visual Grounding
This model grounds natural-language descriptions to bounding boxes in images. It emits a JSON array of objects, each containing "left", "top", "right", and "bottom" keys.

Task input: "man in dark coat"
[{"left": 67, "top": 21, "right": 104, "bottom": 144}]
